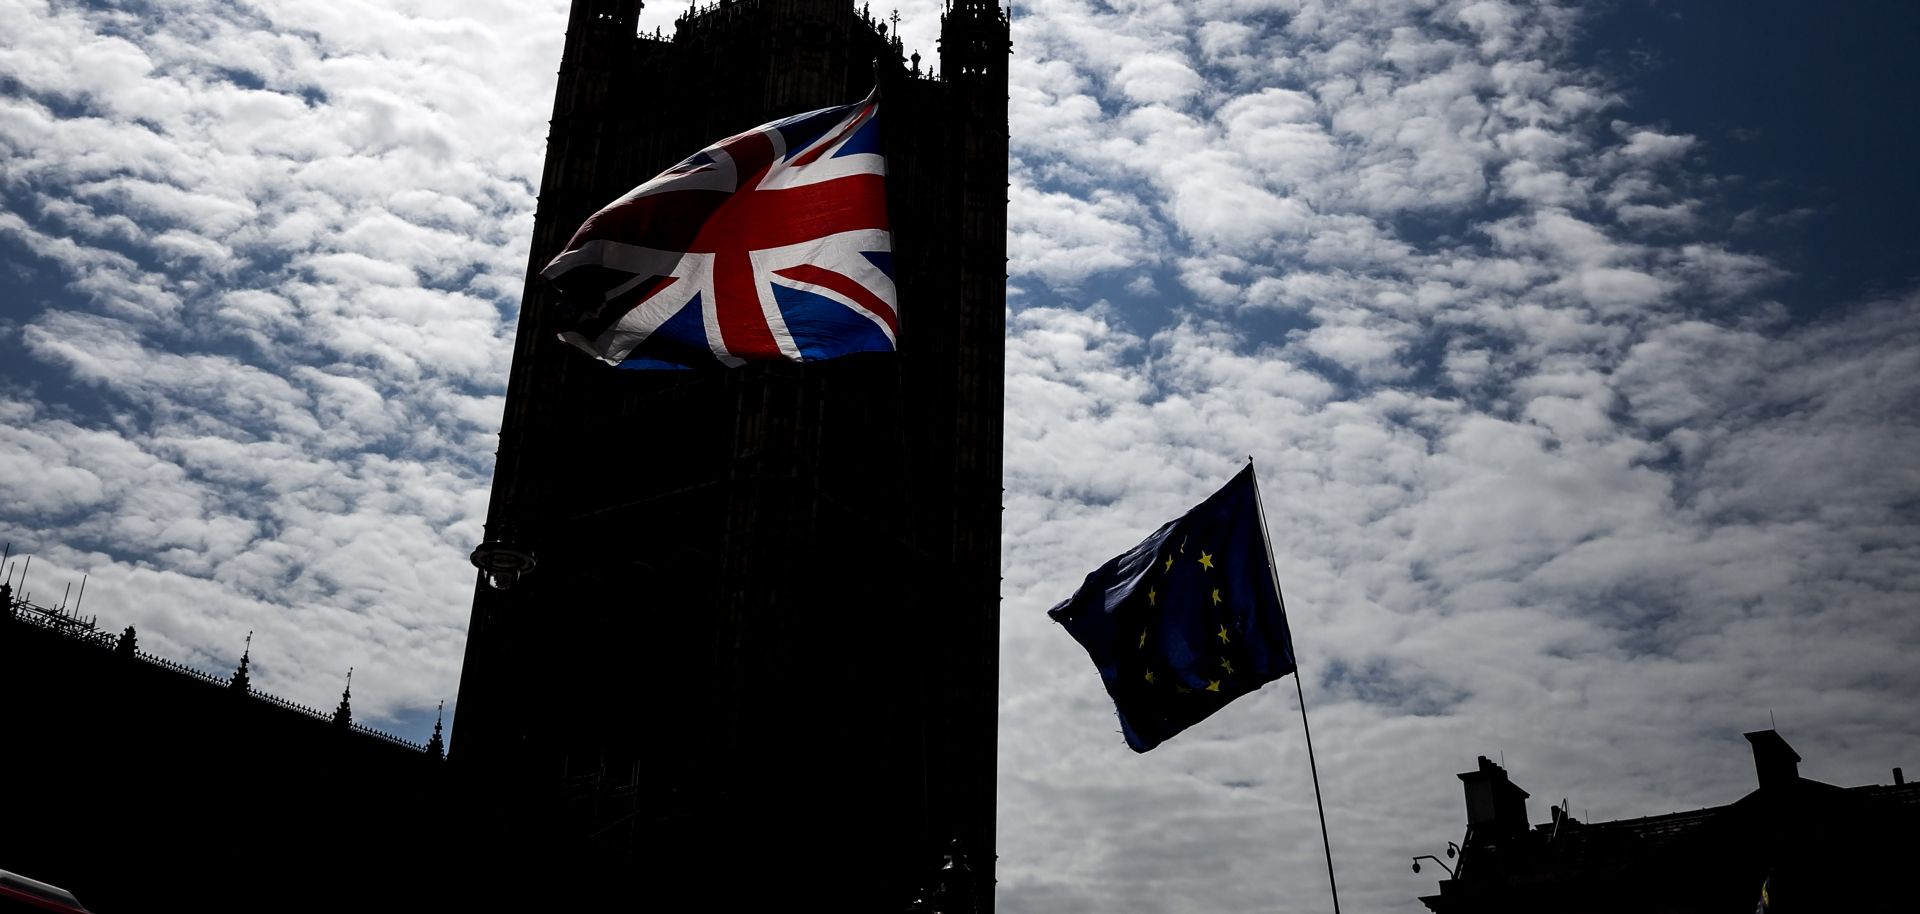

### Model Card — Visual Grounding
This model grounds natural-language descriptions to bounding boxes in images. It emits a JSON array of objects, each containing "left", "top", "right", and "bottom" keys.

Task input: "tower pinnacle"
[
  {"left": 427, "top": 701, "right": 446, "bottom": 759},
  {"left": 332, "top": 667, "right": 353, "bottom": 730},
  {"left": 939, "top": 0, "right": 1010, "bottom": 80},
  {"left": 230, "top": 630, "right": 253, "bottom": 694}
]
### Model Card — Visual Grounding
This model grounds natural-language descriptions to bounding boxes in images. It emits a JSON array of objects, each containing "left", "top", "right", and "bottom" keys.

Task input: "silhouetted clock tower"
[{"left": 450, "top": 0, "right": 1008, "bottom": 908}]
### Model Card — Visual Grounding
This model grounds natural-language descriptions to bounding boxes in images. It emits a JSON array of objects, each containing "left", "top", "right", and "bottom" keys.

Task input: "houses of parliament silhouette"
[{"left": 0, "top": 1, "right": 1009, "bottom": 910}]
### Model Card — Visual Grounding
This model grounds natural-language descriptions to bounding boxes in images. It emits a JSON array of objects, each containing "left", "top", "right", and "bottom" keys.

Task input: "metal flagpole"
[
  {"left": 1293, "top": 664, "right": 1341, "bottom": 914},
  {"left": 1248, "top": 458, "right": 1342, "bottom": 914}
]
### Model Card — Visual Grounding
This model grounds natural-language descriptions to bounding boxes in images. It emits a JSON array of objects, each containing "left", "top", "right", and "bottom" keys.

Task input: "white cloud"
[
  {"left": 1616, "top": 125, "right": 1696, "bottom": 161},
  {"left": 1010, "top": 179, "right": 1159, "bottom": 285},
  {"left": 1112, "top": 53, "right": 1203, "bottom": 107}
]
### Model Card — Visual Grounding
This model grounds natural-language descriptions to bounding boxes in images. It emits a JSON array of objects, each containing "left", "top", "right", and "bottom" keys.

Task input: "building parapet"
[{"left": 2, "top": 574, "right": 433, "bottom": 755}]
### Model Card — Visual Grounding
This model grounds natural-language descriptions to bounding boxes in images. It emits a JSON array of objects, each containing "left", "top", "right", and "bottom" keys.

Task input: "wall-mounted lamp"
[
  {"left": 1410, "top": 855, "right": 1455, "bottom": 877},
  {"left": 470, "top": 538, "right": 536, "bottom": 591}
]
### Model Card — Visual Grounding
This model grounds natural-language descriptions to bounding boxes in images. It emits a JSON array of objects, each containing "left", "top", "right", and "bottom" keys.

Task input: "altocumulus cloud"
[
  {"left": 2, "top": 1, "right": 1918, "bottom": 912},
  {"left": 0, "top": 0, "right": 569, "bottom": 732},
  {"left": 996, "top": 1, "right": 1920, "bottom": 913}
]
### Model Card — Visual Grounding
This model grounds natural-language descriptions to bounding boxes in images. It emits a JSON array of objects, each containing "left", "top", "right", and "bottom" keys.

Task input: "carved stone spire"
[
  {"left": 426, "top": 701, "right": 446, "bottom": 759},
  {"left": 332, "top": 667, "right": 353, "bottom": 730},
  {"left": 229, "top": 631, "right": 253, "bottom": 694}
]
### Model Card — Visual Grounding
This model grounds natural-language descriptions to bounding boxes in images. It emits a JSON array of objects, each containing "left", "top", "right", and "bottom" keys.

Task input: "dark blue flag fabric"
[{"left": 1049, "top": 465, "right": 1297, "bottom": 752}]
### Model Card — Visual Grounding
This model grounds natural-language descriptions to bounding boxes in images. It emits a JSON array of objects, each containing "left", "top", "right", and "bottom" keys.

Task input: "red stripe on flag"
[
  {"left": 773, "top": 263, "right": 899, "bottom": 337},
  {"left": 713, "top": 249, "right": 781, "bottom": 358}
]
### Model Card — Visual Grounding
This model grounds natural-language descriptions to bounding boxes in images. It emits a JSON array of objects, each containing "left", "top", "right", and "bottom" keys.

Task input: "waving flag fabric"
[
  {"left": 544, "top": 92, "right": 895, "bottom": 370},
  {"left": 1049, "top": 465, "right": 1297, "bottom": 752}
]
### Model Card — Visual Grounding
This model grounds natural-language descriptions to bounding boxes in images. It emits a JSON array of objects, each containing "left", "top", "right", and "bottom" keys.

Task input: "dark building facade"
[
  {"left": 1416, "top": 731, "right": 1919, "bottom": 913},
  {"left": 0, "top": 583, "right": 449, "bottom": 913},
  {"left": 451, "top": 0, "right": 1008, "bottom": 909}
]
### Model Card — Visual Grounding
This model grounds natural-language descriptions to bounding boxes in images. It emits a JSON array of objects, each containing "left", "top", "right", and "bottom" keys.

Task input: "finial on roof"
[
  {"left": 230, "top": 630, "right": 254, "bottom": 694},
  {"left": 426, "top": 701, "right": 446, "bottom": 759},
  {"left": 332, "top": 667, "right": 353, "bottom": 730}
]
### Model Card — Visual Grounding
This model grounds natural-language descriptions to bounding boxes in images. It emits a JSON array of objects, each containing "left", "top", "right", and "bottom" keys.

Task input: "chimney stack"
[
  {"left": 1744, "top": 729, "right": 1801, "bottom": 790},
  {"left": 1458, "top": 755, "right": 1531, "bottom": 838}
]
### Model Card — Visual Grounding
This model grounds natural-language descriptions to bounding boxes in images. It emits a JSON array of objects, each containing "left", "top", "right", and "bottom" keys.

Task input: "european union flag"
[{"left": 1049, "top": 465, "right": 1297, "bottom": 752}]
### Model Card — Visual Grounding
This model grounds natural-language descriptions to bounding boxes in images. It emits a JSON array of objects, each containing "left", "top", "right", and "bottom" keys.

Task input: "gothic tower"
[{"left": 451, "top": 0, "right": 1008, "bottom": 908}]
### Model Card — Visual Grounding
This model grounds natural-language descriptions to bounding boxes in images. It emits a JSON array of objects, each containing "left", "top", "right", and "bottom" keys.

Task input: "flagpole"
[
  {"left": 1248, "top": 458, "right": 1342, "bottom": 914},
  {"left": 1293, "top": 664, "right": 1341, "bottom": 914}
]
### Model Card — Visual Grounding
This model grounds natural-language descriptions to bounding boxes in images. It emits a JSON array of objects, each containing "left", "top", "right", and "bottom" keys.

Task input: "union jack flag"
[{"left": 544, "top": 92, "right": 896, "bottom": 369}]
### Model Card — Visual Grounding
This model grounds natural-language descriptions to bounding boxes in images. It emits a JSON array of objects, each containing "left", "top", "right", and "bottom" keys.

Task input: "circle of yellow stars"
[{"left": 1138, "top": 538, "right": 1236, "bottom": 695}]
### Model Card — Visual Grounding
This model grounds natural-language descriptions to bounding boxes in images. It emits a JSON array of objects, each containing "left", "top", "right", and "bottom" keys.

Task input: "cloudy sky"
[{"left": 3, "top": 0, "right": 1918, "bottom": 911}]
